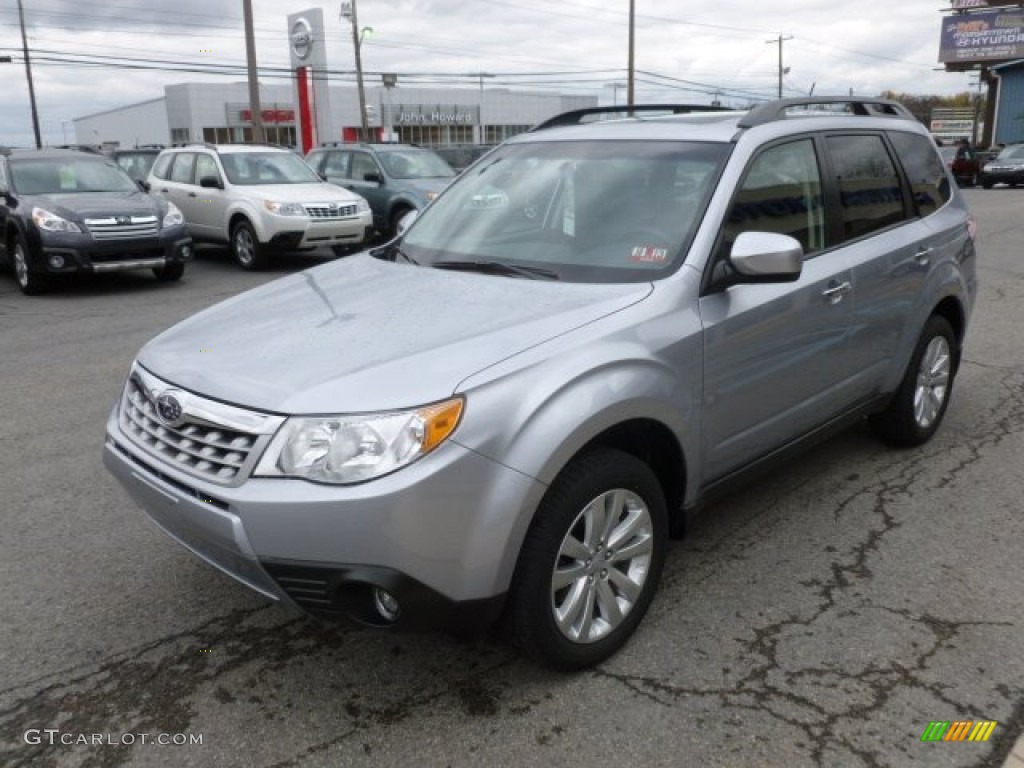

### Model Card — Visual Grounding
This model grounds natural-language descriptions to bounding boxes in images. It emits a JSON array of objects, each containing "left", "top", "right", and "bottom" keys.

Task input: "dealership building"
[{"left": 71, "top": 80, "right": 597, "bottom": 150}]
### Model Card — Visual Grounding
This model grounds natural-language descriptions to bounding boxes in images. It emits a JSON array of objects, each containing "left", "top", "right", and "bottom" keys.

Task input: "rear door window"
[{"left": 825, "top": 134, "right": 908, "bottom": 240}]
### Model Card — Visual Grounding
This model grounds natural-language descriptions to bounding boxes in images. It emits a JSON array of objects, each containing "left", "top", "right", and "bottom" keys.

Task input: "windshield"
[
  {"left": 400, "top": 140, "right": 729, "bottom": 283},
  {"left": 219, "top": 152, "right": 321, "bottom": 185},
  {"left": 114, "top": 152, "right": 159, "bottom": 179},
  {"left": 10, "top": 158, "right": 139, "bottom": 195},
  {"left": 995, "top": 145, "right": 1024, "bottom": 161},
  {"left": 378, "top": 149, "right": 455, "bottom": 180}
]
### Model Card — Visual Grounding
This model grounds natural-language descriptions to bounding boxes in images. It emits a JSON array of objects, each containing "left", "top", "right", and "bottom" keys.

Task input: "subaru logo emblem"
[
  {"left": 155, "top": 392, "right": 184, "bottom": 426},
  {"left": 116, "top": 216, "right": 131, "bottom": 226}
]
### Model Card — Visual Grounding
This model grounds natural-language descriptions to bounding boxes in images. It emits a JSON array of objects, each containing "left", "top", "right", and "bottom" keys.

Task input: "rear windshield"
[{"left": 401, "top": 140, "right": 730, "bottom": 283}]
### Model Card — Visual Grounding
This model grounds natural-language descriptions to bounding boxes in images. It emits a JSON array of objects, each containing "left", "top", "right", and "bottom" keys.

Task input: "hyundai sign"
[{"left": 939, "top": 10, "right": 1024, "bottom": 64}]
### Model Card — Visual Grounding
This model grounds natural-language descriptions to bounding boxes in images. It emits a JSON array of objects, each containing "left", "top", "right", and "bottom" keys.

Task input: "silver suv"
[
  {"left": 148, "top": 144, "right": 373, "bottom": 269},
  {"left": 105, "top": 98, "right": 978, "bottom": 669}
]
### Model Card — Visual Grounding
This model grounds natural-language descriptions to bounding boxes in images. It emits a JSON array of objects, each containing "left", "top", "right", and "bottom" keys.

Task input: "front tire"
[
  {"left": 231, "top": 220, "right": 268, "bottom": 270},
  {"left": 11, "top": 234, "right": 50, "bottom": 295},
  {"left": 505, "top": 448, "right": 667, "bottom": 670},
  {"left": 869, "top": 315, "right": 957, "bottom": 446}
]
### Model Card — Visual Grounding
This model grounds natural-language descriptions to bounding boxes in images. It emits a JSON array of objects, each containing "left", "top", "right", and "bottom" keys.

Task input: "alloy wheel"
[
  {"left": 913, "top": 336, "right": 951, "bottom": 429},
  {"left": 551, "top": 488, "right": 654, "bottom": 643}
]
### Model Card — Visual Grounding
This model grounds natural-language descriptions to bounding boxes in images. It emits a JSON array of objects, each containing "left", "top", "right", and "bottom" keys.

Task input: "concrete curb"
[{"left": 1003, "top": 732, "right": 1024, "bottom": 768}]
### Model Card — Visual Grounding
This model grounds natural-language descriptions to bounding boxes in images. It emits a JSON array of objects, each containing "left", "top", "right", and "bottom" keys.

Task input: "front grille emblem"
[
  {"left": 116, "top": 215, "right": 132, "bottom": 226},
  {"left": 155, "top": 392, "right": 185, "bottom": 426}
]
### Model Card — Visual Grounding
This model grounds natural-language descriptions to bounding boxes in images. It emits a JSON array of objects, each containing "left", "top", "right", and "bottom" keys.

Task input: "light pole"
[
  {"left": 626, "top": 0, "right": 635, "bottom": 108},
  {"left": 767, "top": 34, "right": 793, "bottom": 99},
  {"left": 477, "top": 72, "right": 494, "bottom": 144},
  {"left": 341, "top": 2, "right": 371, "bottom": 141}
]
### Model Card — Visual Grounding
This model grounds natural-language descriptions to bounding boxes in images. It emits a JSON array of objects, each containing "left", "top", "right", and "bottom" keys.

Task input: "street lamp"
[{"left": 341, "top": 2, "right": 372, "bottom": 141}]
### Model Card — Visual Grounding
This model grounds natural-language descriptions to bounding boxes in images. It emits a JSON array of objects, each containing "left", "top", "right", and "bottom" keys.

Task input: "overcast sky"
[{"left": 0, "top": 0, "right": 977, "bottom": 147}]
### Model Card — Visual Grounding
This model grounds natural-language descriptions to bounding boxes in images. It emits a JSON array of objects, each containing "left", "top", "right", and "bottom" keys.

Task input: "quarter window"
[
  {"left": 887, "top": 132, "right": 950, "bottom": 217},
  {"left": 721, "top": 139, "right": 826, "bottom": 257},
  {"left": 826, "top": 134, "right": 906, "bottom": 240}
]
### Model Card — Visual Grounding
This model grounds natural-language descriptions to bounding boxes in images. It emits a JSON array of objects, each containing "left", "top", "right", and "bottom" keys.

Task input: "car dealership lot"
[{"left": 1, "top": 192, "right": 1022, "bottom": 766}]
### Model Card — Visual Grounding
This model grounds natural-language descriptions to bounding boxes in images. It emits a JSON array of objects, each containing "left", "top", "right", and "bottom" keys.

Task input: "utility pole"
[
  {"left": 242, "top": 0, "right": 265, "bottom": 143},
  {"left": 17, "top": 0, "right": 42, "bottom": 148},
  {"left": 626, "top": 0, "right": 636, "bottom": 108},
  {"left": 767, "top": 34, "right": 793, "bottom": 99},
  {"left": 342, "top": 1, "right": 369, "bottom": 141}
]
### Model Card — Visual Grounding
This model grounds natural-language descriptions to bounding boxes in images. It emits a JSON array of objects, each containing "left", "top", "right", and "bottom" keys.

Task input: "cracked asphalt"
[{"left": 1, "top": 190, "right": 1021, "bottom": 768}]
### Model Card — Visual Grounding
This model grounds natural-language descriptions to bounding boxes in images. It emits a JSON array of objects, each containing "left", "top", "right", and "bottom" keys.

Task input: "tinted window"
[
  {"left": 169, "top": 153, "right": 196, "bottom": 184},
  {"left": 321, "top": 151, "right": 349, "bottom": 177},
  {"left": 151, "top": 153, "right": 173, "bottom": 180},
  {"left": 721, "top": 138, "right": 825, "bottom": 257},
  {"left": 888, "top": 132, "right": 950, "bottom": 217},
  {"left": 826, "top": 135, "right": 906, "bottom": 240},
  {"left": 114, "top": 152, "right": 158, "bottom": 180},
  {"left": 377, "top": 149, "right": 454, "bottom": 179}
]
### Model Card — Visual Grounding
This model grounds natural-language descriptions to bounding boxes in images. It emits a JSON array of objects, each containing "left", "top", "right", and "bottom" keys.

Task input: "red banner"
[{"left": 240, "top": 108, "right": 295, "bottom": 124}]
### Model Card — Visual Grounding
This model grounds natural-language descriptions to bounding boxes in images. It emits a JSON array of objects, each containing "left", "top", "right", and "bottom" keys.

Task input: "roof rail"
[
  {"left": 531, "top": 103, "right": 733, "bottom": 132},
  {"left": 737, "top": 97, "right": 914, "bottom": 128}
]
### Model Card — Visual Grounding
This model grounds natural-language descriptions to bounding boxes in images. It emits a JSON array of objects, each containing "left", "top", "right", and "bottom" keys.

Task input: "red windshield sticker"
[{"left": 630, "top": 245, "right": 668, "bottom": 263}]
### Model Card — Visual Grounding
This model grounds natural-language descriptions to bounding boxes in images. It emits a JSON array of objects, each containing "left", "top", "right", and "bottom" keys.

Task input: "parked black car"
[
  {"left": 980, "top": 144, "right": 1024, "bottom": 188},
  {"left": 0, "top": 148, "right": 192, "bottom": 295}
]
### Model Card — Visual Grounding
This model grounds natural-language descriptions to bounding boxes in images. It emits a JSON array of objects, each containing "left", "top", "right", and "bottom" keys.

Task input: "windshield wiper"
[
  {"left": 391, "top": 244, "right": 419, "bottom": 265},
  {"left": 431, "top": 259, "right": 560, "bottom": 280}
]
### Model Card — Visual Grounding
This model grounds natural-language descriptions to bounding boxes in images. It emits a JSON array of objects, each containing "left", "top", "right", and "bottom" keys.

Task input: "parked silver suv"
[
  {"left": 148, "top": 143, "right": 373, "bottom": 269},
  {"left": 105, "top": 98, "right": 977, "bottom": 670}
]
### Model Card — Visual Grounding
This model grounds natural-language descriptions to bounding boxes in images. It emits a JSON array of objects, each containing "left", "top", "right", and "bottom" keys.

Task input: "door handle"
[
  {"left": 915, "top": 247, "right": 933, "bottom": 266},
  {"left": 822, "top": 280, "right": 852, "bottom": 304}
]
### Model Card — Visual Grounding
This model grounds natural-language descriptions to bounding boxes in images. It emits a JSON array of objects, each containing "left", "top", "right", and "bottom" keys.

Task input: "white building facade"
[{"left": 73, "top": 81, "right": 597, "bottom": 150}]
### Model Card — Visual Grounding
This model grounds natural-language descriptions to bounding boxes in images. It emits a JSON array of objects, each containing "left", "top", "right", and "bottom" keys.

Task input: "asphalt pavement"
[{"left": 0, "top": 193, "right": 1022, "bottom": 768}]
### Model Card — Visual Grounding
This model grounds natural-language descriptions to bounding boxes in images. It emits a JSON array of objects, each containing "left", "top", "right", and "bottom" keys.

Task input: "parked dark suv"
[
  {"left": 306, "top": 143, "right": 455, "bottom": 235},
  {"left": 0, "top": 148, "right": 192, "bottom": 294}
]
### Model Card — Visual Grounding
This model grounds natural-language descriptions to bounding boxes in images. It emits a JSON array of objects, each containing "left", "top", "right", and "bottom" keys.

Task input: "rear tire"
[
  {"left": 391, "top": 207, "right": 414, "bottom": 237},
  {"left": 231, "top": 220, "right": 269, "bottom": 270},
  {"left": 869, "top": 315, "right": 956, "bottom": 447},
  {"left": 153, "top": 262, "right": 185, "bottom": 282},
  {"left": 505, "top": 448, "right": 667, "bottom": 670}
]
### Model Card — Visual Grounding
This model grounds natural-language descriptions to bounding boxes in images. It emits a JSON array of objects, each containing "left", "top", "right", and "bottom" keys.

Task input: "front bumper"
[
  {"left": 263, "top": 211, "right": 374, "bottom": 251},
  {"left": 980, "top": 168, "right": 1024, "bottom": 186},
  {"left": 33, "top": 228, "right": 193, "bottom": 275},
  {"left": 103, "top": 402, "right": 543, "bottom": 630}
]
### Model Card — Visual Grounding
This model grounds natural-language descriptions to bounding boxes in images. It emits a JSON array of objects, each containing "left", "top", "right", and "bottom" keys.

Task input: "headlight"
[
  {"left": 356, "top": 198, "right": 370, "bottom": 213},
  {"left": 162, "top": 201, "right": 184, "bottom": 228},
  {"left": 32, "top": 207, "right": 81, "bottom": 233},
  {"left": 254, "top": 398, "right": 464, "bottom": 484},
  {"left": 264, "top": 200, "right": 306, "bottom": 216}
]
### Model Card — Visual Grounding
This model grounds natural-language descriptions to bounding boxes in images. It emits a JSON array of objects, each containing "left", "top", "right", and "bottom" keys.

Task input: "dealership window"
[{"left": 170, "top": 128, "right": 190, "bottom": 145}]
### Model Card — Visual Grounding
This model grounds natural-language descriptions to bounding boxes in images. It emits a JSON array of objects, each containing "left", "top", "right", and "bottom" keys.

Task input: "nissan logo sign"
[{"left": 291, "top": 18, "right": 313, "bottom": 60}]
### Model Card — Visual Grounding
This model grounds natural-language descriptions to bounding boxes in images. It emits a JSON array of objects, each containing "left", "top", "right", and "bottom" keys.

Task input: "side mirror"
[
  {"left": 135, "top": 179, "right": 151, "bottom": 193},
  {"left": 199, "top": 175, "right": 223, "bottom": 190},
  {"left": 711, "top": 231, "right": 803, "bottom": 291},
  {"left": 319, "top": 172, "right": 327, "bottom": 182},
  {"left": 363, "top": 172, "right": 383, "bottom": 185}
]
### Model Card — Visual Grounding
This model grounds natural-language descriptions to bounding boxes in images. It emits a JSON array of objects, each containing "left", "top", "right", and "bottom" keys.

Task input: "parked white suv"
[{"left": 148, "top": 144, "right": 373, "bottom": 269}]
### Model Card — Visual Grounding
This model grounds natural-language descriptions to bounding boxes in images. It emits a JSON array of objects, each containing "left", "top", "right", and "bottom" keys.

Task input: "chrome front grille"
[
  {"left": 304, "top": 203, "right": 359, "bottom": 220},
  {"left": 85, "top": 215, "right": 159, "bottom": 240},
  {"left": 119, "top": 366, "right": 285, "bottom": 487}
]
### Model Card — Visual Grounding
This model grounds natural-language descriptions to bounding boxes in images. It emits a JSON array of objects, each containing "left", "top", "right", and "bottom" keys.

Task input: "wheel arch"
[{"left": 931, "top": 295, "right": 966, "bottom": 373}]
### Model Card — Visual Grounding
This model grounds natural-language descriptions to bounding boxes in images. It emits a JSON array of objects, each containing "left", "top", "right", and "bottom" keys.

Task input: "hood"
[
  {"left": 138, "top": 255, "right": 652, "bottom": 414},
  {"left": 237, "top": 183, "right": 364, "bottom": 204},
  {"left": 32, "top": 190, "right": 161, "bottom": 219}
]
